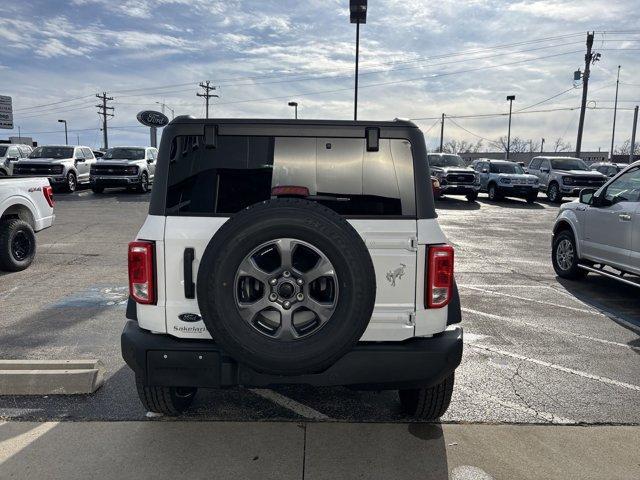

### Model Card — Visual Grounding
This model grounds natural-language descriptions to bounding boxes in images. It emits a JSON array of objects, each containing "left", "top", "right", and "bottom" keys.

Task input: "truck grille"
[
  {"left": 446, "top": 173, "right": 475, "bottom": 184},
  {"left": 91, "top": 165, "right": 137, "bottom": 176},
  {"left": 567, "top": 176, "right": 606, "bottom": 187},
  {"left": 14, "top": 164, "right": 63, "bottom": 175}
]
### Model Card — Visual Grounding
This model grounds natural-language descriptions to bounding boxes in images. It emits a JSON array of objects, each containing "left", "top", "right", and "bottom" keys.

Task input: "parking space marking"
[
  {"left": 462, "top": 308, "right": 640, "bottom": 352},
  {"left": 458, "top": 387, "right": 577, "bottom": 424},
  {"left": 249, "top": 388, "right": 330, "bottom": 420},
  {"left": 460, "top": 285, "right": 597, "bottom": 314},
  {"left": 0, "top": 421, "right": 58, "bottom": 464},
  {"left": 466, "top": 343, "right": 640, "bottom": 392}
]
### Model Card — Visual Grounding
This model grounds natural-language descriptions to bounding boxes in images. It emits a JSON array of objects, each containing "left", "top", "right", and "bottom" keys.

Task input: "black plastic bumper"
[
  {"left": 90, "top": 177, "right": 141, "bottom": 187},
  {"left": 121, "top": 321, "right": 463, "bottom": 390}
]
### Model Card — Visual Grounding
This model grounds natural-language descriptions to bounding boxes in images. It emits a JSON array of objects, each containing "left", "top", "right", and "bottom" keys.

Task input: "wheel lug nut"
[
  {"left": 269, "top": 278, "right": 277, "bottom": 285},
  {"left": 296, "top": 293, "right": 304, "bottom": 301},
  {"left": 269, "top": 293, "right": 277, "bottom": 301},
  {"left": 283, "top": 270, "right": 291, "bottom": 278},
  {"left": 296, "top": 278, "right": 303, "bottom": 285},
  {"left": 283, "top": 301, "right": 291, "bottom": 309}
]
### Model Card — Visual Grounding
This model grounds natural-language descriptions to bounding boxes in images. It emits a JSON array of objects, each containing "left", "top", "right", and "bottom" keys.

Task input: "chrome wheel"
[
  {"left": 556, "top": 238, "right": 574, "bottom": 271},
  {"left": 67, "top": 173, "right": 76, "bottom": 192},
  {"left": 234, "top": 238, "right": 338, "bottom": 341}
]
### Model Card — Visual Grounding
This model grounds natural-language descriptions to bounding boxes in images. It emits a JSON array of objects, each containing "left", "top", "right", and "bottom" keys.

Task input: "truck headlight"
[
  {"left": 126, "top": 166, "right": 139, "bottom": 175},
  {"left": 562, "top": 177, "right": 573, "bottom": 185}
]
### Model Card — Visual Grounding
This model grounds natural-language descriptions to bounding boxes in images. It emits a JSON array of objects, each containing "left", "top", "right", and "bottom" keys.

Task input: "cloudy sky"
[{"left": 1, "top": 0, "right": 639, "bottom": 152}]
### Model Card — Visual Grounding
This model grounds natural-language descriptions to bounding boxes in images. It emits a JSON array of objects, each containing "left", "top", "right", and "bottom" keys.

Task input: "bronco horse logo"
[{"left": 386, "top": 264, "right": 406, "bottom": 287}]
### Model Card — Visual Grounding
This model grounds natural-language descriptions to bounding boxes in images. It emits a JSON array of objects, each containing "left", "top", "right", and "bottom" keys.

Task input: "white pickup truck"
[{"left": 0, "top": 177, "right": 55, "bottom": 271}]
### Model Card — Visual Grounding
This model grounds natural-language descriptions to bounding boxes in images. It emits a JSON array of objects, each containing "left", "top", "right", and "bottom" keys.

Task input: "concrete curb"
[{"left": 0, "top": 360, "right": 105, "bottom": 395}]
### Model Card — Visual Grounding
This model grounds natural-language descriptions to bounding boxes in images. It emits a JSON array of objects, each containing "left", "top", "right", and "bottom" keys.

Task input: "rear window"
[{"left": 166, "top": 135, "right": 415, "bottom": 217}]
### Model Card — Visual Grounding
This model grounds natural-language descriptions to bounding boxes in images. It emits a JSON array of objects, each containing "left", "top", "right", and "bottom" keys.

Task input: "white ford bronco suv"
[{"left": 121, "top": 118, "right": 463, "bottom": 419}]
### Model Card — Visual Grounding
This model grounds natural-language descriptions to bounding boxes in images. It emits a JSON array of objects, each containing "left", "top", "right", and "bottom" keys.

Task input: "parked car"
[
  {"left": 591, "top": 162, "right": 629, "bottom": 178},
  {"left": 121, "top": 118, "right": 463, "bottom": 419},
  {"left": 552, "top": 160, "right": 640, "bottom": 287},
  {"left": 14, "top": 145, "right": 96, "bottom": 193},
  {"left": 0, "top": 176, "right": 55, "bottom": 271},
  {"left": 472, "top": 158, "right": 539, "bottom": 203},
  {"left": 0, "top": 144, "right": 32, "bottom": 176},
  {"left": 427, "top": 153, "right": 480, "bottom": 201},
  {"left": 527, "top": 156, "right": 607, "bottom": 203},
  {"left": 90, "top": 146, "right": 157, "bottom": 193}
]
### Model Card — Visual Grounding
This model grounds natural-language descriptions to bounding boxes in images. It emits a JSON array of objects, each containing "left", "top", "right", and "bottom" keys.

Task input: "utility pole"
[
  {"left": 541, "top": 137, "right": 545, "bottom": 153},
  {"left": 96, "top": 92, "right": 114, "bottom": 149},
  {"left": 630, "top": 105, "right": 639, "bottom": 163},
  {"left": 506, "top": 95, "right": 516, "bottom": 160},
  {"left": 575, "top": 32, "right": 599, "bottom": 159},
  {"left": 439, "top": 113, "right": 445, "bottom": 152},
  {"left": 197, "top": 81, "right": 219, "bottom": 119},
  {"left": 610, "top": 65, "right": 621, "bottom": 159}
]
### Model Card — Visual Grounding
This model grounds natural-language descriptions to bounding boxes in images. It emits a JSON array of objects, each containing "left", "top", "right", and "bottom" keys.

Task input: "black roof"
[{"left": 169, "top": 116, "right": 417, "bottom": 129}]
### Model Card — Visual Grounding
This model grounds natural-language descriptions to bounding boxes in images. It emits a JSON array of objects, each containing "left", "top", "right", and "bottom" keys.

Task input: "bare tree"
[
  {"left": 442, "top": 139, "right": 484, "bottom": 154},
  {"left": 553, "top": 137, "right": 572, "bottom": 152},
  {"left": 496, "top": 136, "right": 540, "bottom": 153},
  {"left": 614, "top": 139, "right": 640, "bottom": 155}
]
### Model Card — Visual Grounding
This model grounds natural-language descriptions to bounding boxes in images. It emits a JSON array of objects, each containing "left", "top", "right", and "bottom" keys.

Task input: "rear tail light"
[
  {"left": 128, "top": 241, "right": 156, "bottom": 304},
  {"left": 43, "top": 185, "right": 55, "bottom": 208},
  {"left": 426, "top": 245, "right": 454, "bottom": 308}
]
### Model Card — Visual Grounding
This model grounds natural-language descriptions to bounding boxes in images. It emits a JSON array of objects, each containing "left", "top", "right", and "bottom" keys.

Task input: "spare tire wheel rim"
[
  {"left": 12, "top": 230, "right": 32, "bottom": 261},
  {"left": 234, "top": 238, "right": 338, "bottom": 341}
]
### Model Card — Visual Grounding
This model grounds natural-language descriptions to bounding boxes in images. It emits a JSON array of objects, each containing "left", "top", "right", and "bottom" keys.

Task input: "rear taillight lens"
[
  {"left": 128, "top": 241, "right": 156, "bottom": 304},
  {"left": 43, "top": 185, "right": 55, "bottom": 208},
  {"left": 426, "top": 245, "right": 454, "bottom": 308}
]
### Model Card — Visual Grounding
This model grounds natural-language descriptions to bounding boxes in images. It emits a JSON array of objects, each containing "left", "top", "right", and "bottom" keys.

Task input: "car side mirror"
[
  {"left": 7, "top": 156, "right": 18, "bottom": 162},
  {"left": 75, "top": 158, "right": 85, "bottom": 163},
  {"left": 540, "top": 167, "right": 549, "bottom": 173},
  {"left": 579, "top": 188, "right": 596, "bottom": 205},
  {"left": 147, "top": 158, "right": 153, "bottom": 164},
  {"left": 481, "top": 168, "right": 488, "bottom": 173}
]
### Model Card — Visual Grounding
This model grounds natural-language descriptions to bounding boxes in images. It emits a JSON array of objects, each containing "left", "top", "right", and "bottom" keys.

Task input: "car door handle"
[
  {"left": 619, "top": 213, "right": 632, "bottom": 221},
  {"left": 183, "top": 248, "right": 195, "bottom": 299}
]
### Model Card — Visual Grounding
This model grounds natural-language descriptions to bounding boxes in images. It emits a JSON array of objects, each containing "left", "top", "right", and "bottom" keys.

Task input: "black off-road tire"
[
  {"left": 0, "top": 219, "right": 37, "bottom": 272},
  {"left": 525, "top": 192, "right": 538, "bottom": 204},
  {"left": 91, "top": 186, "right": 104, "bottom": 194},
  {"left": 547, "top": 182, "right": 562, "bottom": 203},
  {"left": 136, "top": 379, "right": 197, "bottom": 415},
  {"left": 197, "top": 198, "right": 377, "bottom": 376},
  {"left": 552, "top": 229, "right": 587, "bottom": 280},
  {"left": 465, "top": 191, "right": 478, "bottom": 202},
  {"left": 399, "top": 373, "right": 455, "bottom": 420}
]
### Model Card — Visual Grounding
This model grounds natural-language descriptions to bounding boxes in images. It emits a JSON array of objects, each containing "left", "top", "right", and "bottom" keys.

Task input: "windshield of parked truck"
[
  {"left": 102, "top": 148, "right": 145, "bottom": 160},
  {"left": 0, "top": 146, "right": 7, "bottom": 156},
  {"left": 29, "top": 146, "right": 74, "bottom": 159},
  {"left": 428, "top": 154, "right": 466, "bottom": 168},
  {"left": 490, "top": 162, "right": 524, "bottom": 174},
  {"left": 551, "top": 158, "right": 588, "bottom": 171}
]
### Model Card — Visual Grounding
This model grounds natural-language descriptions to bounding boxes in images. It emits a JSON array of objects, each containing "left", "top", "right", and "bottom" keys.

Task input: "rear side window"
[{"left": 165, "top": 135, "right": 415, "bottom": 217}]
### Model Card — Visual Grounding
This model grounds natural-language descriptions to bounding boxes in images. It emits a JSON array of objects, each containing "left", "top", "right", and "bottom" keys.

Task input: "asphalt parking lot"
[{"left": 1, "top": 189, "right": 639, "bottom": 424}]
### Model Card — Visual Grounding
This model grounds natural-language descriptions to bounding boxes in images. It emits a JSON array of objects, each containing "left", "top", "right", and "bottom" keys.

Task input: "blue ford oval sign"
[{"left": 136, "top": 110, "right": 169, "bottom": 128}]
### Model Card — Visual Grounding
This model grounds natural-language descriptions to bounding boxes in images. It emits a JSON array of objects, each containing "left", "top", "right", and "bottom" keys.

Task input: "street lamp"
[
  {"left": 58, "top": 119, "right": 68, "bottom": 145},
  {"left": 287, "top": 101, "right": 298, "bottom": 119},
  {"left": 505, "top": 95, "right": 515, "bottom": 159},
  {"left": 350, "top": 0, "right": 367, "bottom": 121},
  {"left": 155, "top": 101, "right": 175, "bottom": 119}
]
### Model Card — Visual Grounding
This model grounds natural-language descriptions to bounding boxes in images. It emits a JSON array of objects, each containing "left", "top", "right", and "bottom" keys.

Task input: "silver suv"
[
  {"left": 552, "top": 161, "right": 640, "bottom": 287},
  {"left": 14, "top": 145, "right": 96, "bottom": 192},
  {"left": 528, "top": 156, "right": 607, "bottom": 203},
  {"left": 472, "top": 158, "right": 539, "bottom": 203},
  {"left": 90, "top": 146, "right": 157, "bottom": 193},
  {"left": 0, "top": 144, "right": 32, "bottom": 176},
  {"left": 428, "top": 153, "right": 480, "bottom": 201}
]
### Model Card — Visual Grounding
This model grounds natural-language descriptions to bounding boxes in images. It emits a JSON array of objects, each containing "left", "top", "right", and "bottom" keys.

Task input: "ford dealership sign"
[{"left": 136, "top": 110, "right": 169, "bottom": 128}]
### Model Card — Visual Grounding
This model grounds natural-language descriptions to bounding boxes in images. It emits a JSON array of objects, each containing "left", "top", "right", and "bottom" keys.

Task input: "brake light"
[
  {"left": 426, "top": 245, "right": 454, "bottom": 308},
  {"left": 43, "top": 185, "right": 55, "bottom": 208},
  {"left": 128, "top": 241, "right": 156, "bottom": 304}
]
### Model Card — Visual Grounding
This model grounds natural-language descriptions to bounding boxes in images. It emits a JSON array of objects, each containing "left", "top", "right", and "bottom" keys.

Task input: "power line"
[{"left": 196, "top": 81, "right": 219, "bottom": 119}]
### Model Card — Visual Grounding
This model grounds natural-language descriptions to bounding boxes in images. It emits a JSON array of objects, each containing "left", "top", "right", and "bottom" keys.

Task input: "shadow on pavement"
[{"left": 434, "top": 198, "right": 481, "bottom": 211}]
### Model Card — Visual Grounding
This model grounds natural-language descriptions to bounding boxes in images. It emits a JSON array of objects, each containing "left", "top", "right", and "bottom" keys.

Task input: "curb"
[{"left": 0, "top": 359, "right": 105, "bottom": 395}]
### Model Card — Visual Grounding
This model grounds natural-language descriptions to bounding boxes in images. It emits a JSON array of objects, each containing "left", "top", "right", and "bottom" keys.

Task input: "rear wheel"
[
  {"left": 552, "top": 230, "right": 587, "bottom": 279},
  {"left": 135, "top": 379, "right": 197, "bottom": 415},
  {"left": 0, "top": 219, "right": 37, "bottom": 272},
  {"left": 399, "top": 373, "right": 455, "bottom": 420}
]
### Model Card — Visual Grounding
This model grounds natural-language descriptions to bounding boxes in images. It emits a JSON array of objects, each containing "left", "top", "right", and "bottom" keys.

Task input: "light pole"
[
  {"left": 156, "top": 101, "right": 175, "bottom": 119},
  {"left": 506, "top": 95, "right": 516, "bottom": 159},
  {"left": 610, "top": 65, "right": 621, "bottom": 159},
  {"left": 288, "top": 101, "right": 298, "bottom": 119},
  {"left": 58, "top": 119, "right": 68, "bottom": 145},
  {"left": 350, "top": 0, "right": 367, "bottom": 121},
  {"left": 541, "top": 137, "right": 545, "bottom": 153}
]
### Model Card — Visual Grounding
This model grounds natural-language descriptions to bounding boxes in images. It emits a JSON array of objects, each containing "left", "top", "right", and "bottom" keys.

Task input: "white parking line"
[
  {"left": 458, "top": 387, "right": 577, "bottom": 424},
  {"left": 462, "top": 307, "right": 640, "bottom": 352},
  {"left": 466, "top": 343, "right": 640, "bottom": 392},
  {"left": 249, "top": 388, "right": 330, "bottom": 420},
  {"left": 0, "top": 421, "right": 58, "bottom": 464},
  {"left": 460, "top": 285, "right": 596, "bottom": 314}
]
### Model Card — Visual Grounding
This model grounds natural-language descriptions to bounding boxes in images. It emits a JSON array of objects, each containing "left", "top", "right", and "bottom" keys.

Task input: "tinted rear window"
[{"left": 166, "top": 135, "right": 415, "bottom": 217}]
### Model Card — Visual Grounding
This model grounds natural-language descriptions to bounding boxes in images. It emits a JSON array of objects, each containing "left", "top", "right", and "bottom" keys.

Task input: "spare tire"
[{"left": 197, "top": 198, "right": 376, "bottom": 375}]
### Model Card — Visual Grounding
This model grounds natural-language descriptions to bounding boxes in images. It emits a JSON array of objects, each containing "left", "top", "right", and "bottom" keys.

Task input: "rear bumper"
[{"left": 121, "top": 320, "right": 463, "bottom": 390}]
